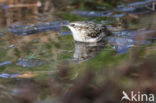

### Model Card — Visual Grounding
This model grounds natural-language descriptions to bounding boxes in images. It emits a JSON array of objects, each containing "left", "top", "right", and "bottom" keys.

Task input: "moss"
[
  {"left": 57, "top": 51, "right": 72, "bottom": 61},
  {"left": 86, "top": 46, "right": 128, "bottom": 69},
  {"left": 0, "top": 66, "right": 6, "bottom": 72},
  {"left": 98, "top": 2, "right": 113, "bottom": 9},
  {"left": 14, "top": 48, "right": 20, "bottom": 58},
  {"left": 0, "top": 48, "right": 7, "bottom": 59},
  {"left": 56, "top": 12, "right": 87, "bottom": 21},
  {"left": 70, "top": 0, "right": 114, "bottom": 10},
  {"left": 24, "top": 53, "right": 36, "bottom": 59},
  {"left": 57, "top": 12, "right": 119, "bottom": 26},
  {"left": 45, "top": 43, "right": 53, "bottom": 49},
  {"left": 88, "top": 17, "right": 118, "bottom": 24}
]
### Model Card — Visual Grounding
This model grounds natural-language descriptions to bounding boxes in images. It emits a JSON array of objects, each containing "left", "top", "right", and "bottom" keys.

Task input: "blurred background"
[{"left": 0, "top": 0, "right": 156, "bottom": 103}]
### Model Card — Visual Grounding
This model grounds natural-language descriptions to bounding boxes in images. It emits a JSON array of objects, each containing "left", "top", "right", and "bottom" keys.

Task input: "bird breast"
[{"left": 68, "top": 26, "right": 86, "bottom": 42}]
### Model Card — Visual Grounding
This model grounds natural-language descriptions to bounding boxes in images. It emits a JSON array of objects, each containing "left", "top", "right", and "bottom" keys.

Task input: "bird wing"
[
  {"left": 86, "top": 24, "right": 112, "bottom": 38},
  {"left": 85, "top": 24, "right": 102, "bottom": 38}
]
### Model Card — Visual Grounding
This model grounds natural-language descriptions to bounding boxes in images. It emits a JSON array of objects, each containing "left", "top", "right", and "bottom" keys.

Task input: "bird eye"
[{"left": 70, "top": 24, "right": 75, "bottom": 27}]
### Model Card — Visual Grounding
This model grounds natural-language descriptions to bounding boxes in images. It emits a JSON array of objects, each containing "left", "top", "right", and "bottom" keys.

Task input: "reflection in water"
[
  {"left": 71, "top": 29, "right": 154, "bottom": 59},
  {"left": 71, "top": 10, "right": 112, "bottom": 17},
  {"left": 0, "top": 72, "right": 37, "bottom": 78},
  {"left": 0, "top": 61, "right": 12, "bottom": 67},
  {"left": 0, "top": 73, "right": 21, "bottom": 78},
  {"left": 0, "top": 0, "right": 155, "bottom": 103},
  {"left": 0, "top": 33, "right": 4, "bottom": 36},
  {"left": 73, "top": 42, "right": 105, "bottom": 62},
  {"left": 16, "top": 58, "right": 49, "bottom": 68},
  {"left": 0, "top": 1, "right": 42, "bottom": 26},
  {"left": 115, "top": 0, "right": 156, "bottom": 13},
  {"left": 72, "top": 36, "right": 133, "bottom": 57},
  {"left": 8, "top": 21, "right": 69, "bottom": 35},
  {"left": 107, "top": 30, "right": 153, "bottom": 54}
]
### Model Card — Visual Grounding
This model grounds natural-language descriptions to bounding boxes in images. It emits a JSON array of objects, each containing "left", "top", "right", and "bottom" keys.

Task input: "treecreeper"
[{"left": 66, "top": 21, "right": 112, "bottom": 43}]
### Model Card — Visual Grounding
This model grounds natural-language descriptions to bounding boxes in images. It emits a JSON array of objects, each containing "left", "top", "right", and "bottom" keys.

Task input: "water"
[
  {"left": 0, "top": 73, "right": 21, "bottom": 78},
  {"left": 8, "top": 21, "right": 69, "bottom": 35},
  {"left": 0, "top": 0, "right": 155, "bottom": 103},
  {"left": 0, "top": 61, "right": 12, "bottom": 67},
  {"left": 0, "top": 33, "right": 4, "bottom": 36},
  {"left": 16, "top": 58, "right": 49, "bottom": 68},
  {"left": 71, "top": 10, "right": 113, "bottom": 17}
]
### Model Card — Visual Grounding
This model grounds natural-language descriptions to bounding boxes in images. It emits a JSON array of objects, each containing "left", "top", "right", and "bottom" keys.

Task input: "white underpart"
[
  {"left": 67, "top": 26, "right": 104, "bottom": 43},
  {"left": 68, "top": 26, "right": 85, "bottom": 42}
]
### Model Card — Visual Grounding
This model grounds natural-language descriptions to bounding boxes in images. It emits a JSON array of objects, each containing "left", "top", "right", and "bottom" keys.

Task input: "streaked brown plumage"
[{"left": 67, "top": 21, "right": 112, "bottom": 43}]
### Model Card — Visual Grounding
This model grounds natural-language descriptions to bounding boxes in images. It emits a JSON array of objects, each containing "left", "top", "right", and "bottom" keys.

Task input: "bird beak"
[
  {"left": 65, "top": 24, "right": 70, "bottom": 27},
  {"left": 65, "top": 23, "right": 72, "bottom": 28},
  {"left": 67, "top": 23, "right": 76, "bottom": 27},
  {"left": 63, "top": 22, "right": 72, "bottom": 27}
]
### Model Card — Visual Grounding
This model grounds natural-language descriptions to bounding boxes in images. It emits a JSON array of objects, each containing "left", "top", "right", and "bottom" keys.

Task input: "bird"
[{"left": 66, "top": 21, "right": 112, "bottom": 43}]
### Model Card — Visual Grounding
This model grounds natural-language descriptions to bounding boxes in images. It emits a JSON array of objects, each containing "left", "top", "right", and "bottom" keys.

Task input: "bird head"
[{"left": 66, "top": 22, "right": 88, "bottom": 42}]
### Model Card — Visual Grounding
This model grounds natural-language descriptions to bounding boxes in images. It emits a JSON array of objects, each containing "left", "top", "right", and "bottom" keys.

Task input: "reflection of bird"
[
  {"left": 73, "top": 42, "right": 105, "bottom": 62},
  {"left": 121, "top": 91, "right": 131, "bottom": 101},
  {"left": 66, "top": 21, "right": 112, "bottom": 43}
]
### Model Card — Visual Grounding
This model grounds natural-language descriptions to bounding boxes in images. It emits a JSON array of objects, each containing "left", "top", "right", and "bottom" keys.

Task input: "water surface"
[{"left": 0, "top": 0, "right": 156, "bottom": 103}]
